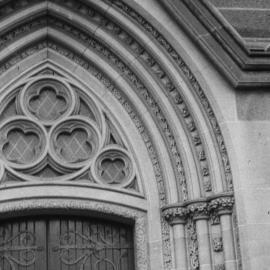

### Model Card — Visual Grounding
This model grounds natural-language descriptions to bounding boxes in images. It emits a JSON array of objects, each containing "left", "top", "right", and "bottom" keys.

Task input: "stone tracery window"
[{"left": 0, "top": 75, "right": 137, "bottom": 191}]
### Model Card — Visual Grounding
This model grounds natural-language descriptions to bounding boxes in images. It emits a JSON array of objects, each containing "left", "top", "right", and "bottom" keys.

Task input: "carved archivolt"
[
  {"left": 0, "top": 76, "right": 138, "bottom": 191},
  {"left": 0, "top": 40, "right": 172, "bottom": 268},
  {"left": 109, "top": 0, "right": 233, "bottom": 192},
  {"left": 0, "top": 0, "right": 233, "bottom": 199},
  {"left": 0, "top": 1, "right": 238, "bottom": 269},
  {"left": 0, "top": 0, "right": 234, "bottom": 197}
]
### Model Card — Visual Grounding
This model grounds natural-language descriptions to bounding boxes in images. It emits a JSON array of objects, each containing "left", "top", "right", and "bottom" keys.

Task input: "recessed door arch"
[{"left": 0, "top": 215, "right": 135, "bottom": 270}]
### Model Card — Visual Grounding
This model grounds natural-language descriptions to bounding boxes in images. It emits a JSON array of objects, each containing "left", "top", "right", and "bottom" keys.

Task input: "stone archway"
[{"left": 0, "top": 1, "right": 239, "bottom": 270}]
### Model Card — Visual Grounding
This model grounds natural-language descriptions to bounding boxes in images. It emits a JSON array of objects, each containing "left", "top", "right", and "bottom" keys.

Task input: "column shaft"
[
  {"left": 173, "top": 224, "right": 188, "bottom": 270},
  {"left": 196, "top": 219, "right": 212, "bottom": 270},
  {"left": 220, "top": 214, "right": 237, "bottom": 270}
]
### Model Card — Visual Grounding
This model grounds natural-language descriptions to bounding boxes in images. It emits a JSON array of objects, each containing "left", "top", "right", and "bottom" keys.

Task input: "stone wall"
[{"left": 0, "top": 0, "right": 268, "bottom": 269}]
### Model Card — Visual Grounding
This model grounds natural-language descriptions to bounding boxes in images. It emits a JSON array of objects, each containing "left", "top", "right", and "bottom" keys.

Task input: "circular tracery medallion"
[
  {"left": 18, "top": 78, "right": 77, "bottom": 126},
  {"left": 49, "top": 117, "right": 101, "bottom": 170},
  {"left": 0, "top": 117, "right": 47, "bottom": 170},
  {"left": 0, "top": 75, "right": 137, "bottom": 190},
  {"left": 92, "top": 146, "right": 135, "bottom": 188}
]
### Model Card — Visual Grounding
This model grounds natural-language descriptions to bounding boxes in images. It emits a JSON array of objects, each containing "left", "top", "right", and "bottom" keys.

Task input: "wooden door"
[
  {"left": 0, "top": 218, "right": 47, "bottom": 270},
  {"left": 0, "top": 216, "right": 134, "bottom": 270}
]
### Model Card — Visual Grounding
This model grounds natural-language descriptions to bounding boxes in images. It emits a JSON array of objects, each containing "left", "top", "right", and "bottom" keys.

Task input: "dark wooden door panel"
[
  {"left": 0, "top": 219, "right": 46, "bottom": 270},
  {"left": 49, "top": 217, "right": 134, "bottom": 270},
  {"left": 0, "top": 217, "right": 134, "bottom": 270}
]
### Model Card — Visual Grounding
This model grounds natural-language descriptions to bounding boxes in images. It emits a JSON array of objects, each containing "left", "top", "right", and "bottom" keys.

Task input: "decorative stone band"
[
  {"left": 162, "top": 193, "right": 234, "bottom": 225},
  {"left": 208, "top": 195, "right": 235, "bottom": 216},
  {"left": 188, "top": 201, "right": 209, "bottom": 221},
  {"left": 162, "top": 205, "right": 188, "bottom": 225}
]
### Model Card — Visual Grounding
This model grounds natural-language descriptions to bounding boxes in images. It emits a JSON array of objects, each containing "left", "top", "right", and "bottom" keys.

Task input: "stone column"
[
  {"left": 163, "top": 193, "right": 236, "bottom": 270},
  {"left": 209, "top": 194, "right": 236, "bottom": 270},
  {"left": 173, "top": 223, "right": 188, "bottom": 270},
  {"left": 163, "top": 206, "right": 188, "bottom": 270},
  {"left": 189, "top": 202, "right": 212, "bottom": 270},
  {"left": 220, "top": 215, "right": 237, "bottom": 270}
]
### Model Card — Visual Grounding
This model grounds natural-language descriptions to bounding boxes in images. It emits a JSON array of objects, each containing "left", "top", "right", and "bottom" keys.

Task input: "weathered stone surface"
[
  {"left": 209, "top": 0, "right": 270, "bottom": 8},
  {"left": 237, "top": 90, "right": 270, "bottom": 120},
  {"left": 159, "top": 0, "right": 270, "bottom": 88}
]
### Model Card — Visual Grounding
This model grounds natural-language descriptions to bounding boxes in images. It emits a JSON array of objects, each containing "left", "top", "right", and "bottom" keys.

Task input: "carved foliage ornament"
[
  {"left": 186, "top": 218, "right": 199, "bottom": 270},
  {"left": 109, "top": 0, "right": 233, "bottom": 191},
  {"left": 212, "top": 237, "right": 223, "bottom": 252},
  {"left": 0, "top": 76, "right": 137, "bottom": 190},
  {"left": 162, "top": 194, "right": 234, "bottom": 224}
]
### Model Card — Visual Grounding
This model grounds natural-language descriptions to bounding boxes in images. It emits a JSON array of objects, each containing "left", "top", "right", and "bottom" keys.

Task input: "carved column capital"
[
  {"left": 187, "top": 202, "right": 209, "bottom": 220},
  {"left": 162, "top": 205, "right": 188, "bottom": 225},
  {"left": 163, "top": 193, "right": 234, "bottom": 225},
  {"left": 208, "top": 194, "right": 234, "bottom": 216}
]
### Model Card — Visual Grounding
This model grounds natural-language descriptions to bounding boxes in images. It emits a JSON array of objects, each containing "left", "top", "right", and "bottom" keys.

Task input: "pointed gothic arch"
[{"left": 0, "top": 1, "right": 238, "bottom": 270}]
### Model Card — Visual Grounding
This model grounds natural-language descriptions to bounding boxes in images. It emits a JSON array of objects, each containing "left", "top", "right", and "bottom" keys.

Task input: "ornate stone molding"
[
  {"left": 188, "top": 202, "right": 209, "bottom": 220},
  {"left": 208, "top": 195, "right": 235, "bottom": 224},
  {"left": 0, "top": 0, "right": 234, "bottom": 196},
  {"left": 212, "top": 237, "right": 223, "bottom": 252},
  {"left": 0, "top": 17, "right": 47, "bottom": 50},
  {"left": 48, "top": 14, "right": 191, "bottom": 199},
  {"left": 162, "top": 205, "right": 187, "bottom": 225},
  {"left": 162, "top": 193, "right": 234, "bottom": 224},
  {"left": 186, "top": 218, "right": 199, "bottom": 270},
  {"left": 0, "top": 41, "right": 167, "bottom": 200},
  {"left": 110, "top": 0, "right": 233, "bottom": 192},
  {"left": 209, "top": 195, "right": 235, "bottom": 215},
  {"left": 0, "top": 13, "right": 190, "bottom": 199}
]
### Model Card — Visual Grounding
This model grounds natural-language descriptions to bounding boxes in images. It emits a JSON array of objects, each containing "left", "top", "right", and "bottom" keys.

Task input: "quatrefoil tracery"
[
  {"left": 50, "top": 117, "right": 101, "bottom": 170},
  {"left": 0, "top": 76, "right": 136, "bottom": 189},
  {"left": 92, "top": 147, "right": 135, "bottom": 187},
  {"left": 18, "top": 78, "right": 78, "bottom": 126},
  {"left": 0, "top": 117, "right": 47, "bottom": 170}
]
